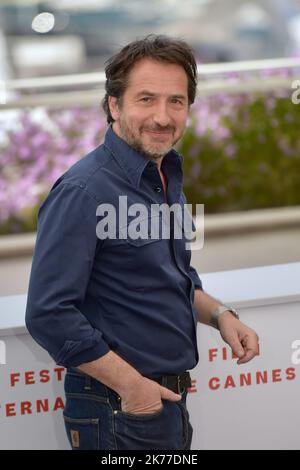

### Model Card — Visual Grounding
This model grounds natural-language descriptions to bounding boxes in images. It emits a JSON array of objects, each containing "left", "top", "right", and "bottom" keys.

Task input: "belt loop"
[
  {"left": 161, "top": 376, "right": 167, "bottom": 388},
  {"left": 84, "top": 375, "right": 92, "bottom": 391},
  {"left": 177, "top": 376, "right": 182, "bottom": 395}
]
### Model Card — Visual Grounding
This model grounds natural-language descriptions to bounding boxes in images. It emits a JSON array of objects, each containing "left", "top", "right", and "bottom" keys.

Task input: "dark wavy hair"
[{"left": 102, "top": 34, "right": 198, "bottom": 124}]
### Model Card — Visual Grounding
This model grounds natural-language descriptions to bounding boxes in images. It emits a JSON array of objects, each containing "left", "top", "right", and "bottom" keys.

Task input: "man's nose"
[{"left": 153, "top": 103, "right": 171, "bottom": 127}]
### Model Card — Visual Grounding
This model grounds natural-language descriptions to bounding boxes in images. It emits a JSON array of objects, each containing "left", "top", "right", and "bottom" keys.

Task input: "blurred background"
[
  {"left": 0, "top": 0, "right": 300, "bottom": 295},
  {"left": 1, "top": 0, "right": 300, "bottom": 79}
]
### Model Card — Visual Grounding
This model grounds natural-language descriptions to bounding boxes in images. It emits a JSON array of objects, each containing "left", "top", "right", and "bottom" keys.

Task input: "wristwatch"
[{"left": 210, "top": 305, "right": 239, "bottom": 330}]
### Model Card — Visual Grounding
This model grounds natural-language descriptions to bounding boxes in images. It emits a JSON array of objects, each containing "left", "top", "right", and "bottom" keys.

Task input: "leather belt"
[{"left": 152, "top": 371, "right": 192, "bottom": 394}]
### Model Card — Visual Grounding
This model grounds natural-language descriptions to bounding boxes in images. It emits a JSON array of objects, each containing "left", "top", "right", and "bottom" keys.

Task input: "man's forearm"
[
  {"left": 77, "top": 350, "right": 143, "bottom": 394},
  {"left": 193, "top": 289, "right": 222, "bottom": 328},
  {"left": 193, "top": 288, "right": 259, "bottom": 366}
]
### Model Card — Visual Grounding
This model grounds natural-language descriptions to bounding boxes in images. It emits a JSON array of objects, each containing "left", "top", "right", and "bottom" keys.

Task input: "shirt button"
[{"left": 155, "top": 186, "right": 162, "bottom": 193}]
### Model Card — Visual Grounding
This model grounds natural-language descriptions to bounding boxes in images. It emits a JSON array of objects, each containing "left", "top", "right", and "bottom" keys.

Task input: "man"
[{"left": 25, "top": 35, "right": 259, "bottom": 450}]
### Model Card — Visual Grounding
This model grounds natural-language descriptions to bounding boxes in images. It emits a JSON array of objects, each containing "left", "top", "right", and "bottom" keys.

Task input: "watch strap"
[{"left": 210, "top": 305, "right": 239, "bottom": 330}]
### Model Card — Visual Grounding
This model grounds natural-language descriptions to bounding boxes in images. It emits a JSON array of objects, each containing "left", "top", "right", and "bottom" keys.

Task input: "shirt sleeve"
[
  {"left": 25, "top": 181, "right": 111, "bottom": 367},
  {"left": 180, "top": 191, "right": 204, "bottom": 291},
  {"left": 189, "top": 265, "right": 203, "bottom": 290}
]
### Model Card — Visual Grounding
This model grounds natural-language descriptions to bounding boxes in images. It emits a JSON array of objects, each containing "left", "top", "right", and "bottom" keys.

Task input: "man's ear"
[{"left": 108, "top": 96, "right": 120, "bottom": 121}]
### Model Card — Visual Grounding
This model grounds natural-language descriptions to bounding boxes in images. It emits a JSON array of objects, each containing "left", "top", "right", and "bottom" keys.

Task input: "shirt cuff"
[
  {"left": 52, "top": 332, "right": 111, "bottom": 368},
  {"left": 189, "top": 266, "right": 203, "bottom": 290}
]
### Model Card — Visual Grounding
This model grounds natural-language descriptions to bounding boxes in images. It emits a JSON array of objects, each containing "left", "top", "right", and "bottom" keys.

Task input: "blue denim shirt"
[{"left": 25, "top": 125, "right": 203, "bottom": 378}]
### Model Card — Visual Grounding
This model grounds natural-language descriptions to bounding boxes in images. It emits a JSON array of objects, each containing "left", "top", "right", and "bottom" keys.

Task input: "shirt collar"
[{"left": 103, "top": 125, "right": 183, "bottom": 188}]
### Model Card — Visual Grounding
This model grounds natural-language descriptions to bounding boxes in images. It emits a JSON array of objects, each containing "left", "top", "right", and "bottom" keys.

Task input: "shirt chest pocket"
[
  {"left": 117, "top": 215, "right": 172, "bottom": 288},
  {"left": 119, "top": 214, "right": 163, "bottom": 245}
]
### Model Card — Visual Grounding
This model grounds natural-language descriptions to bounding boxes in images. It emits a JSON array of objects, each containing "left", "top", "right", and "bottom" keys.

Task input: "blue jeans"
[{"left": 63, "top": 367, "right": 193, "bottom": 450}]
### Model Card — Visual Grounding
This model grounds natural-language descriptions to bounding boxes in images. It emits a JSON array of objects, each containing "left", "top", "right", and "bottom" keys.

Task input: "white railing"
[{"left": 1, "top": 57, "right": 300, "bottom": 110}]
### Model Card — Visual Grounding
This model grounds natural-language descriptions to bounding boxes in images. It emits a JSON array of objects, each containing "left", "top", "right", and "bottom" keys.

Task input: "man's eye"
[
  {"left": 172, "top": 99, "right": 182, "bottom": 104},
  {"left": 141, "top": 97, "right": 152, "bottom": 102}
]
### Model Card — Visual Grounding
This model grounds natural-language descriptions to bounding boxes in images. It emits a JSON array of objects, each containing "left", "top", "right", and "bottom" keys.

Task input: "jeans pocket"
[
  {"left": 63, "top": 415, "right": 99, "bottom": 450},
  {"left": 117, "top": 403, "right": 165, "bottom": 420},
  {"left": 113, "top": 400, "right": 183, "bottom": 450},
  {"left": 175, "top": 401, "right": 190, "bottom": 449}
]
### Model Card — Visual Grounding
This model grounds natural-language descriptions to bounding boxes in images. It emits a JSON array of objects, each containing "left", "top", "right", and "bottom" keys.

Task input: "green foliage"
[{"left": 179, "top": 91, "right": 300, "bottom": 212}]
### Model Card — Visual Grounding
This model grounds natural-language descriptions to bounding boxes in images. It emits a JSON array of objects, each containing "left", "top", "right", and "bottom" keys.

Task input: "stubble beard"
[{"left": 118, "top": 116, "right": 180, "bottom": 161}]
